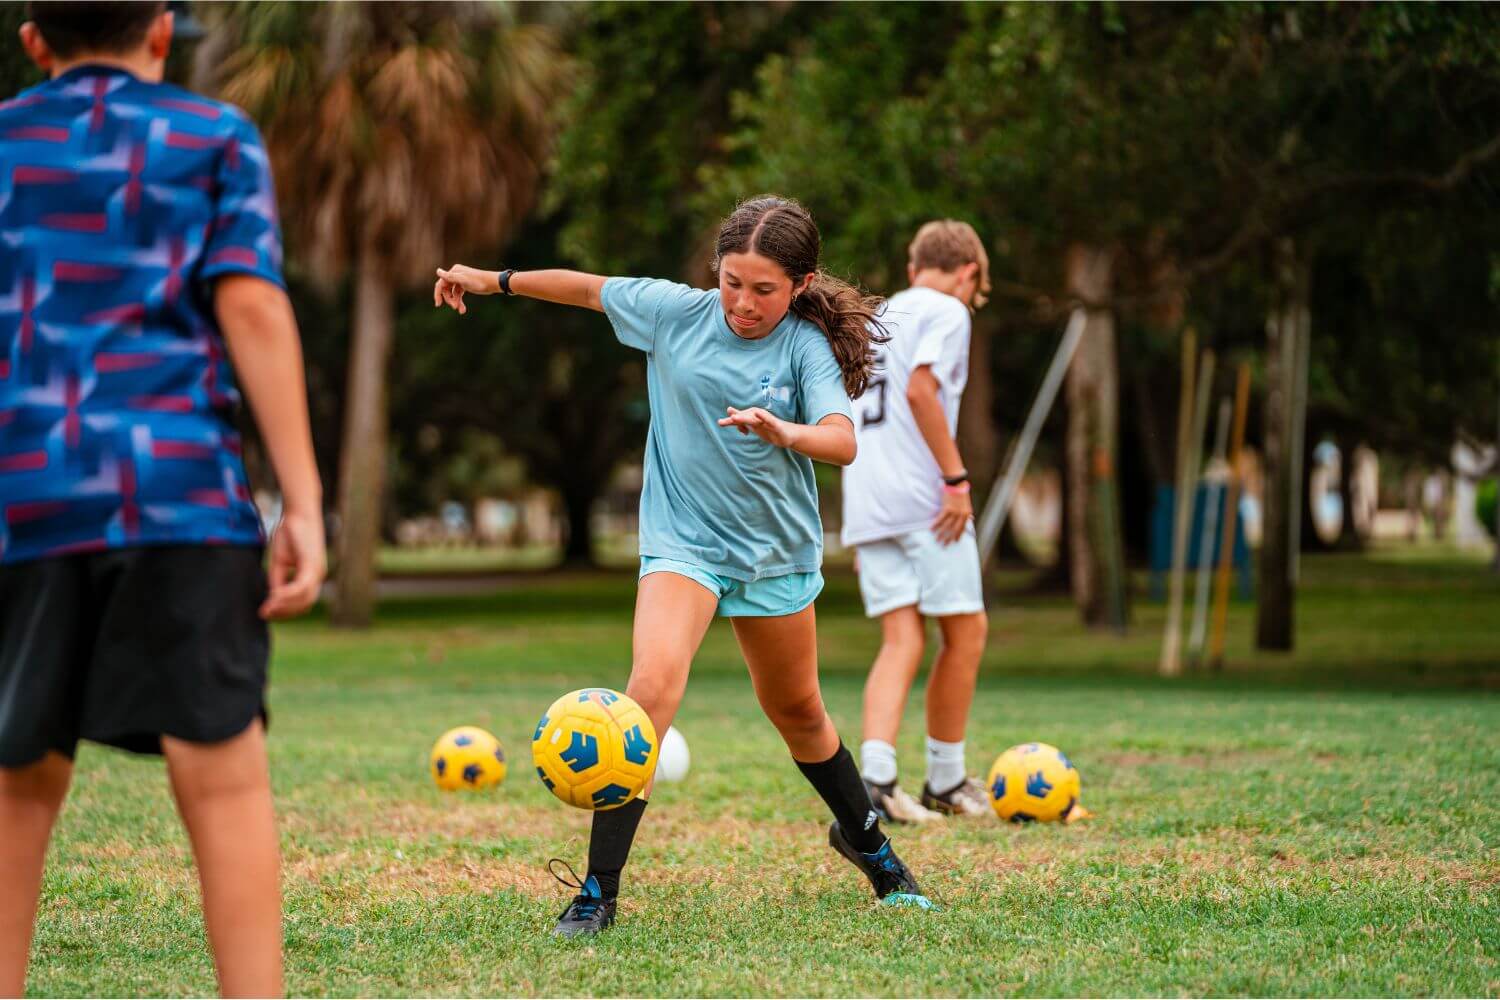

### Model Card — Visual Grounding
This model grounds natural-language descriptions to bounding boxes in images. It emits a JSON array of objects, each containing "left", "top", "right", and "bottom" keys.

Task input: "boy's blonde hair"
[{"left": 908, "top": 220, "right": 990, "bottom": 309}]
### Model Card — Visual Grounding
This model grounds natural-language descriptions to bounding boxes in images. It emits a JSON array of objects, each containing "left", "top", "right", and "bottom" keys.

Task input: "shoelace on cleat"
[{"left": 547, "top": 858, "right": 603, "bottom": 919}]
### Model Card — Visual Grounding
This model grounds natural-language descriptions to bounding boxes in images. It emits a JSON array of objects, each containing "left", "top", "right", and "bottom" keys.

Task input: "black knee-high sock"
[
  {"left": 795, "top": 743, "right": 886, "bottom": 853},
  {"left": 586, "top": 797, "right": 647, "bottom": 899}
]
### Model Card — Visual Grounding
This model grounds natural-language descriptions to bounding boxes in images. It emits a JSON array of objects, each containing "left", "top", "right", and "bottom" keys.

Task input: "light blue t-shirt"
[{"left": 601, "top": 277, "right": 854, "bottom": 581}]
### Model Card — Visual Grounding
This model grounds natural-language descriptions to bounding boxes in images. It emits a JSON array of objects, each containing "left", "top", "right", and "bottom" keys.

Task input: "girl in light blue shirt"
[{"left": 435, "top": 196, "right": 932, "bottom": 936}]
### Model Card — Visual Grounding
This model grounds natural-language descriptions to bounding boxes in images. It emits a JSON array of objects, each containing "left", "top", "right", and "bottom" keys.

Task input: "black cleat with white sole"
[
  {"left": 828, "top": 822, "right": 935, "bottom": 909},
  {"left": 549, "top": 860, "right": 618, "bottom": 938}
]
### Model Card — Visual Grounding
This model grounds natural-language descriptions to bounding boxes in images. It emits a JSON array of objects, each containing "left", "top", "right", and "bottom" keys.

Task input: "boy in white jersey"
[{"left": 842, "top": 221, "right": 991, "bottom": 822}]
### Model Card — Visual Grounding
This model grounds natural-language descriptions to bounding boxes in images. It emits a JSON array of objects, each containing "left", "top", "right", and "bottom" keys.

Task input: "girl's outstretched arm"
[
  {"left": 718, "top": 409, "right": 857, "bottom": 466},
  {"left": 434, "top": 266, "right": 607, "bottom": 314}
]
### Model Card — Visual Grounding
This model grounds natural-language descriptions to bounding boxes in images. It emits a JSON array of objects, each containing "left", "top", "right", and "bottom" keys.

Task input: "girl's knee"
[
  {"left": 626, "top": 659, "right": 690, "bottom": 715},
  {"left": 765, "top": 689, "right": 828, "bottom": 736}
]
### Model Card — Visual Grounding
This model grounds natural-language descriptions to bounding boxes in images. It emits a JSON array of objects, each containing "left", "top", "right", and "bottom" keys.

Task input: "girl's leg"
[
  {"left": 583, "top": 572, "right": 717, "bottom": 902},
  {"left": 732, "top": 607, "right": 886, "bottom": 853}
]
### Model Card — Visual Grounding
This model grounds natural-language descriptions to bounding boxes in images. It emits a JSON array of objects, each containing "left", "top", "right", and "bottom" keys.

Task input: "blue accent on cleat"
[
  {"left": 829, "top": 822, "right": 927, "bottom": 903},
  {"left": 881, "top": 892, "right": 937, "bottom": 910},
  {"left": 552, "top": 866, "right": 616, "bottom": 938}
]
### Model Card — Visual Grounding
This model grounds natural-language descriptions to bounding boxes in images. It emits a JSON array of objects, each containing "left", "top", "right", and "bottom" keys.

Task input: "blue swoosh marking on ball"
[
  {"left": 591, "top": 783, "right": 631, "bottom": 808},
  {"left": 561, "top": 731, "right": 600, "bottom": 772},
  {"left": 622, "top": 724, "right": 653, "bottom": 765}
]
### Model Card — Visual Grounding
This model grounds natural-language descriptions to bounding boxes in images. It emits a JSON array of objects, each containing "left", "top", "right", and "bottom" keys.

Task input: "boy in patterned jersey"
[
  {"left": 842, "top": 221, "right": 992, "bottom": 823},
  {"left": 0, "top": 4, "right": 323, "bottom": 994}
]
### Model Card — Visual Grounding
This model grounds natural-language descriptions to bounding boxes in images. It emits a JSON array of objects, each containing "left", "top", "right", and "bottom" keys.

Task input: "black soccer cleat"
[
  {"left": 549, "top": 860, "right": 618, "bottom": 938},
  {"left": 828, "top": 822, "right": 935, "bottom": 909}
]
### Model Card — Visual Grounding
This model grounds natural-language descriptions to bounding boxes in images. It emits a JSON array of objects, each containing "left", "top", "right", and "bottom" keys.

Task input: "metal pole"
[{"left": 977, "top": 308, "right": 1088, "bottom": 566}]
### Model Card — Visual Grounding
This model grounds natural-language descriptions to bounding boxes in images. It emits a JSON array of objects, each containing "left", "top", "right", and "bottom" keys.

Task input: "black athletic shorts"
[{"left": 0, "top": 545, "right": 270, "bottom": 766}]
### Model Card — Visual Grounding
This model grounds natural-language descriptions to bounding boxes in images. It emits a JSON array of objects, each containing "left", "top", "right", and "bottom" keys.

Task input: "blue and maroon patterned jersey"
[{"left": 0, "top": 65, "right": 284, "bottom": 564}]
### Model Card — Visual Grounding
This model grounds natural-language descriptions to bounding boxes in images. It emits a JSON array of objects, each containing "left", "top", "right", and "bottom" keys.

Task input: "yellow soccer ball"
[
  {"left": 532, "top": 688, "right": 658, "bottom": 810},
  {"left": 986, "top": 742, "right": 1080, "bottom": 822},
  {"left": 430, "top": 726, "right": 507, "bottom": 791}
]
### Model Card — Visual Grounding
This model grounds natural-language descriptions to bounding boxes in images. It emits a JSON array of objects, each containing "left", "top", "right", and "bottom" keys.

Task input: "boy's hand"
[
  {"left": 718, "top": 406, "right": 799, "bottom": 449},
  {"left": 932, "top": 483, "right": 973, "bottom": 544},
  {"left": 433, "top": 264, "right": 498, "bottom": 314},
  {"left": 259, "top": 507, "right": 327, "bottom": 620}
]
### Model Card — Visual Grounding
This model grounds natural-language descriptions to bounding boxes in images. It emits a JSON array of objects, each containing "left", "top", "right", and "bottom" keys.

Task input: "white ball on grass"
[{"left": 654, "top": 725, "right": 690, "bottom": 783}]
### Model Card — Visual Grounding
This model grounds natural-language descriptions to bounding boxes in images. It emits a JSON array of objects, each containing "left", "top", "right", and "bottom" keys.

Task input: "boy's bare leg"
[
  {"left": 925, "top": 611, "right": 988, "bottom": 743},
  {"left": 0, "top": 752, "right": 72, "bottom": 997},
  {"left": 163, "top": 721, "right": 282, "bottom": 999},
  {"left": 861, "top": 606, "right": 925, "bottom": 745}
]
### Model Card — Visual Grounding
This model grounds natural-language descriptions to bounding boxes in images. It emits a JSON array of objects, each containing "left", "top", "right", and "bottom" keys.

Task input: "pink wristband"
[{"left": 943, "top": 481, "right": 971, "bottom": 495}]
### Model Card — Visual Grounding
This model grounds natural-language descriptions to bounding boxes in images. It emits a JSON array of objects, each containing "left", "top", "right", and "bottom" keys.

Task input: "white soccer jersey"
[{"left": 841, "top": 285, "right": 972, "bottom": 546}]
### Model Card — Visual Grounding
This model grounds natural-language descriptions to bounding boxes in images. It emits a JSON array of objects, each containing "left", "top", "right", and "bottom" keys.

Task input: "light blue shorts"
[{"left": 639, "top": 557, "right": 824, "bottom": 617}]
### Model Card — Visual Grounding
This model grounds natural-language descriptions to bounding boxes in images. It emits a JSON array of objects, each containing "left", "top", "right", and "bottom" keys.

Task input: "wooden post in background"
[
  {"left": 1162, "top": 337, "right": 1214, "bottom": 676},
  {"left": 1209, "top": 363, "right": 1252, "bottom": 670},
  {"left": 1189, "top": 398, "right": 1232, "bottom": 666}
]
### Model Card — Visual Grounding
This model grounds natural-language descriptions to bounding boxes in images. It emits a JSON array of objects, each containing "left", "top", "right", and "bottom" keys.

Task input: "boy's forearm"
[
  {"left": 215, "top": 278, "right": 323, "bottom": 513},
  {"left": 908, "top": 381, "right": 966, "bottom": 478}
]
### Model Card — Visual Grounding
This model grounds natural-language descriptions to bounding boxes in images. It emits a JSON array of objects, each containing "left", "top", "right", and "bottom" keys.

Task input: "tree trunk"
[
  {"left": 1336, "top": 434, "right": 1365, "bottom": 552},
  {"left": 1256, "top": 238, "right": 1308, "bottom": 651},
  {"left": 558, "top": 478, "right": 598, "bottom": 567},
  {"left": 959, "top": 312, "right": 999, "bottom": 502},
  {"left": 1493, "top": 382, "right": 1499, "bottom": 574},
  {"left": 1063, "top": 245, "right": 1128, "bottom": 628},
  {"left": 962, "top": 313, "right": 1032, "bottom": 570},
  {"left": 1031, "top": 437, "right": 1072, "bottom": 592},
  {"left": 331, "top": 246, "right": 395, "bottom": 628}
]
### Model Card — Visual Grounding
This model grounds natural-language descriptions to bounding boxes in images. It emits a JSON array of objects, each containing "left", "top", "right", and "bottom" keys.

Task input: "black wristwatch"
[
  {"left": 497, "top": 268, "right": 518, "bottom": 295},
  {"left": 943, "top": 470, "right": 970, "bottom": 487}
]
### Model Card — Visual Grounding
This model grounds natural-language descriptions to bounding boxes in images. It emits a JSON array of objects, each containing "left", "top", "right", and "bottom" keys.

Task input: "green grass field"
[{"left": 28, "top": 549, "right": 1500, "bottom": 996}]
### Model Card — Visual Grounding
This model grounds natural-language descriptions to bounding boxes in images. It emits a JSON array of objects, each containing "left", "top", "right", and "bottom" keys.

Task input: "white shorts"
[{"left": 853, "top": 526, "right": 985, "bottom": 619}]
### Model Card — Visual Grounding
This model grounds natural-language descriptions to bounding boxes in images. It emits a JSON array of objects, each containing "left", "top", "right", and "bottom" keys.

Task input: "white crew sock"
[
  {"left": 859, "top": 739, "right": 898, "bottom": 786},
  {"left": 926, "top": 736, "right": 966, "bottom": 794}
]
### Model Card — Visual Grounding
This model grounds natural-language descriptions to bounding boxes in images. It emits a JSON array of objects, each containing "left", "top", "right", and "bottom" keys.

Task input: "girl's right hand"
[{"left": 433, "top": 265, "right": 499, "bottom": 314}]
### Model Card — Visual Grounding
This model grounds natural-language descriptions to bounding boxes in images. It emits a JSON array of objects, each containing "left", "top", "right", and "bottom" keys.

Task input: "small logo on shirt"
[{"left": 759, "top": 372, "right": 791, "bottom": 406}]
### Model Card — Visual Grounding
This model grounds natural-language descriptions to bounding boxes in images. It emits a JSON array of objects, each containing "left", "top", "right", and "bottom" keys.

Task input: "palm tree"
[{"left": 198, "top": 2, "right": 566, "bottom": 626}]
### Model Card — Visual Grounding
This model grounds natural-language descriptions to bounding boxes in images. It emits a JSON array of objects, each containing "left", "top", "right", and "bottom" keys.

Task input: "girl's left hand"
[{"left": 718, "top": 406, "right": 799, "bottom": 449}]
